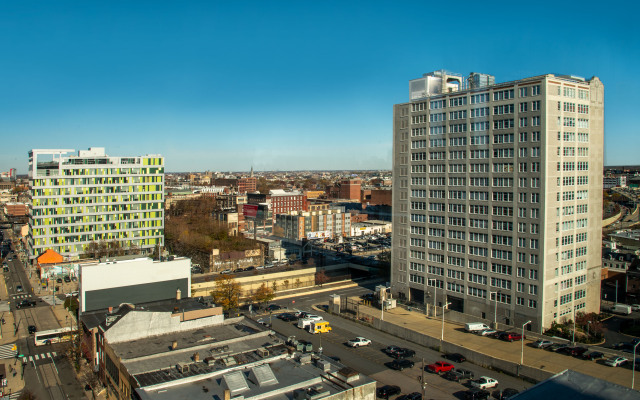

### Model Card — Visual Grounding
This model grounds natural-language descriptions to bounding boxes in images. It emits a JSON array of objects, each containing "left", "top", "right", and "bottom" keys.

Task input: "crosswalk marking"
[
  {"left": 11, "top": 294, "right": 31, "bottom": 299},
  {"left": 0, "top": 344, "right": 17, "bottom": 359},
  {"left": 2, "top": 391, "right": 22, "bottom": 399},
  {"left": 24, "top": 352, "right": 57, "bottom": 363}
]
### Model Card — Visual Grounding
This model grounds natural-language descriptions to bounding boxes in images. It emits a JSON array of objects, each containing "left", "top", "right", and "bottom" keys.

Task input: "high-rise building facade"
[
  {"left": 27, "top": 148, "right": 164, "bottom": 261},
  {"left": 391, "top": 70, "right": 604, "bottom": 332}
]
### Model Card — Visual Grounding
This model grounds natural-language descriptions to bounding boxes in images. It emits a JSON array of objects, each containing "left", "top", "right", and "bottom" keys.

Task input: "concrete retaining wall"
[{"left": 603, "top": 210, "right": 623, "bottom": 228}]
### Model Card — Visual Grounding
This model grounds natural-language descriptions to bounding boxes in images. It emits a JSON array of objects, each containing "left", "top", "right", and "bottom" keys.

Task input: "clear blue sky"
[{"left": 0, "top": 1, "right": 637, "bottom": 173}]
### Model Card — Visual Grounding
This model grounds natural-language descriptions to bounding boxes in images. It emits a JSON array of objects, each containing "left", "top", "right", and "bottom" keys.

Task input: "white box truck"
[
  {"left": 465, "top": 322, "right": 490, "bottom": 333},
  {"left": 612, "top": 304, "right": 632, "bottom": 315}
]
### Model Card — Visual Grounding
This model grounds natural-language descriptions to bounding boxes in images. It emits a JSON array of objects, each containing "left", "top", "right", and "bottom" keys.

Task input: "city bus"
[{"left": 34, "top": 327, "right": 74, "bottom": 346}]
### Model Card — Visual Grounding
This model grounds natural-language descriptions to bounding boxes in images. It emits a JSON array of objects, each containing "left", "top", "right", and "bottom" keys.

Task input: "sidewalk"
[
  {"left": 356, "top": 303, "right": 639, "bottom": 390},
  {"left": 0, "top": 266, "right": 24, "bottom": 397}
]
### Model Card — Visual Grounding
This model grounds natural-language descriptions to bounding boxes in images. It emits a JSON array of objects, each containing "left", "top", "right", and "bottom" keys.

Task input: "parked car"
[
  {"left": 376, "top": 385, "right": 401, "bottom": 398},
  {"left": 498, "top": 332, "right": 523, "bottom": 342},
  {"left": 63, "top": 275, "right": 71, "bottom": 282},
  {"left": 347, "top": 337, "right": 372, "bottom": 347},
  {"left": 548, "top": 343, "right": 571, "bottom": 352},
  {"left": 426, "top": 361, "right": 455, "bottom": 374},
  {"left": 56, "top": 277, "right": 63, "bottom": 283},
  {"left": 570, "top": 347, "right": 589, "bottom": 357},
  {"left": 582, "top": 351, "right": 605, "bottom": 361},
  {"left": 277, "top": 313, "right": 297, "bottom": 322},
  {"left": 28, "top": 325, "right": 37, "bottom": 334},
  {"left": 384, "top": 345, "right": 402, "bottom": 356},
  {"left": 464, "top": 388, "right": 491, "bottom": 400},
  {"left": 631, "top": 304, "right": 640, "bottom": 312},
  {"left": 442, "top": 368, "right": 474, "bottom": 381},
  {"left": 444, "top": 353, "right": 466, "bottom": 363},
  {"left": 15, "top": 285, "right": 23, "bottom": 292},
  {"left": 532, "top": 339, "right": 554, "bottom": 348},
  {"left": 388, "top": 359, "right": 415, "bottom": 371},
  {"left": 396, "top": 393, "right": 422, "bottom": 400},
  {"left": 499, "top": 388, "right": 520, "bottom": 399},
  {"left": 390, "top": 348, "right": 416, "bottom": 359},
  {"left": 265, "top": 304, "right": 282, "bottom": 312},
  {"left": 470, "top": 376, "right": 499, "bottom": 389},
  {"left": 478, "top": 328, "right": 497, "bottom": 336},
  {"left": 605, "top": 356, "right": 628, "bottom": 367}
]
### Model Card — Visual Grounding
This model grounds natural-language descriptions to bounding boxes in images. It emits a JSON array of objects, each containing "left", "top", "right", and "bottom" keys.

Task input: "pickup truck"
[
  {"left": 426, "top": 361, "right": 455, "bottom": 374},
  {"left": 470, "top": 376, "right": 499, "bottom": 389}
]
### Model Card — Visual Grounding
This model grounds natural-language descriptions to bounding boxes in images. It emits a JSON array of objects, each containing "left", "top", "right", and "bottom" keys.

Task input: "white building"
[{"left": 392, "top": 70, "right": 604, "bottom": 331}]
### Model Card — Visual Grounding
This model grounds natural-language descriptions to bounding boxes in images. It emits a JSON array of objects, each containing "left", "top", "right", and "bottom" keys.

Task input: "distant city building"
[
  {"left": 238, "top": 176, "right": 257, "bottom": 193},
  {"left": 392, "top": 70, "right": 604, "bottom": 331},
  {"left": 269, "top": 189, "right": 307, "bottom": 222},
  {"left": 27, "top": 148, "right": 164, "bottom": 261},
  {"left": 339, "top": 178, "right": 362, "bottom": 200},
  {"left": 274, "top": 208, "right": 351, "bottom": 241},
  {"left": 350, "top": 220, "right": 392, "bottom": 237},
  {"left": 603, "top": 175, "right": 627, "bottom": 189}
]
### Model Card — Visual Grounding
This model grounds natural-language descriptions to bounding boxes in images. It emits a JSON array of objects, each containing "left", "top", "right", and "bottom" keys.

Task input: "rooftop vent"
[{"left": 337, "top": 367, "right": 360, "bottom": 383}]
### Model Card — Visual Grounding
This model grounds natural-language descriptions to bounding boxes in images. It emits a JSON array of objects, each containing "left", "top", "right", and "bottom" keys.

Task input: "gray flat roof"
[
  {"left": 512, "top": 369, "right": 639, "bottom": 400},
  {"left": 135, "top": 356, "right": 376, "bottom": 400},
  {"left": 112, "top": 319, "right": 263, "bottom": 362}
]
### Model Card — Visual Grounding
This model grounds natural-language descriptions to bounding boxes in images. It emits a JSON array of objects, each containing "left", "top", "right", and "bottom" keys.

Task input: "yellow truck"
[{"left": 308, "top": 321, "right": 332, "bottom": 334}]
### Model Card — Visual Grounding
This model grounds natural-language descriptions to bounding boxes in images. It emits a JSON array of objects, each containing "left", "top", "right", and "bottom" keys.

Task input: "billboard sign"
[
  {"left": 243, "top": 204, "right": 258, "bottom": 218},
  {"left": 306, "top": 231, "right": 331, "bottom": 240}
]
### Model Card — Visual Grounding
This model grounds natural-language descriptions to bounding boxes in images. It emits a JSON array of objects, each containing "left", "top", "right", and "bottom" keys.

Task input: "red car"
[
  {"left": 499, "top": 332, "right": 523, "bottom": 342},
  {"left": 426, "top": 361, "right": 455, "bottom": 373}
]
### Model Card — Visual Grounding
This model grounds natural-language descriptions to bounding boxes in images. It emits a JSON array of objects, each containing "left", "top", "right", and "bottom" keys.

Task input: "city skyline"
[{"left": 1, "top": 1, "right": 638, "bottom": 172}]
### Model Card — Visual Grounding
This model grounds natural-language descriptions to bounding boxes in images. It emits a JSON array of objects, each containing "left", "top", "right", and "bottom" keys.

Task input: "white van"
[
  {"left": 297, "top": 318, "right": 316, "bottom": 329},
  {"left": 465, "top": 322, "right": 490, "bottom": 333}
]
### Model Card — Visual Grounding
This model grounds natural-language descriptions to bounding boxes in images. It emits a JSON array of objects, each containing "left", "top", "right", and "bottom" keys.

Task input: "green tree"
[{"left": 211, "top": 275, "right": 242, "bottom": 311}]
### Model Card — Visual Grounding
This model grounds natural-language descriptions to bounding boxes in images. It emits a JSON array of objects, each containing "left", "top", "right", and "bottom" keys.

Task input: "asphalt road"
[{"left": 258, "top": 290, "right": 533, "bottom": 399}]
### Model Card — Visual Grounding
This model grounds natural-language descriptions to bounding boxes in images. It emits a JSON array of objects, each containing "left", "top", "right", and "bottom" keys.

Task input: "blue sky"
[{"left": 0, "top": 1, "right": 637, "bottom": 173}]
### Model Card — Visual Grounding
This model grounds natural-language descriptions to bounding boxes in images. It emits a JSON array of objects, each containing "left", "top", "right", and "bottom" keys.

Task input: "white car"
[
  {"left": 470, "top": 376, "right": 499, "bottom": 389},
  {"left": 306, "top": 314, "right": 323, "bottom": 322},
  {"left": 632, "top": 304, "right": 640, "bottom": 312},
  {"left": 604, "top": 356, "right": 628, "bottom": 367},
  {"left": 478, "top": 329, "right": 497, "bottom": 336},
  {"left": 347, "top": 337, "right": 371, "bottom": 347}
]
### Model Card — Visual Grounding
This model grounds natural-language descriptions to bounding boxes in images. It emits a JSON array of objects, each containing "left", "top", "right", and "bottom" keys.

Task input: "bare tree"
[{"left": 315, "top": 270, "right": 329, "bottom": 287}]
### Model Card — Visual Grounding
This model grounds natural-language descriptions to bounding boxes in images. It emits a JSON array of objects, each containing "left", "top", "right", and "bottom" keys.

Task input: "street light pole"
[
  {"left": 428, "top": 279, "right": 437, "bottom": 318},
  {"left": 633, "top": 342, "right": 640, "bottom": 389},
  {"left": 440, "top": 302, "right": 452, "bottom": 352},
  {"left": 572, "top": 305, "right": 576, "bottom": 345},
  {"left": 521, "top": 320, "right": 531, "bottom": 365},
  {"left": 489, "top": 291, "right": 499, "bottom": 329}
]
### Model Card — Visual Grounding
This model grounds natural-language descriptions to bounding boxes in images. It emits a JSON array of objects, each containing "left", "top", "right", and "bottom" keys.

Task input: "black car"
[
  {"left": 499, "top": 388, "right": 520, "bottom": 400},
  {"left": 266, "top": 304, "right": 282, "bottom": 312},
  {"left": 444, "top": 352, "right": 466, "bottom": 363},
  {"left": 548, "top": 343, "right": 570, "bottom": 352},
  {"left": 464, "top": 388, "right": 491, "bottom": 400},
  {"left": 63, "top": 275, "right": 71, "bottom": 283},
  {"left": 397, "top": 393, "right": 422, "bottom": 400},
  {"left": 387, "top": 359, "right": 415, "bottom": 371},
  {"left": 56, "top": 278, "right": 63, "bottom": 283},
  {"left": 384, "top": 345, "right": 402, "bottom": 356},
  {"left": 277, "top": 313, "right": 297, "bottom": 322},
  {"left": 17, "top": 299, "right": 36, "bottom": 309},
  {"left": 443, "top": 368, "right": 474, "bottom": 381},
  {"left": 582, "top": 351, "right": 605, "bottom": 360},
  {"left": 390, "top": 348, "right": 416, "bottom": 359},
  {"left": 571, "top": 346, "right": 589, "bottom": 357},
  {"left": 28, "top": 325, "right": 36, "bottom": 334},
  {"left": 376, "top": 385, "right": 401, "bottom": 398}
]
